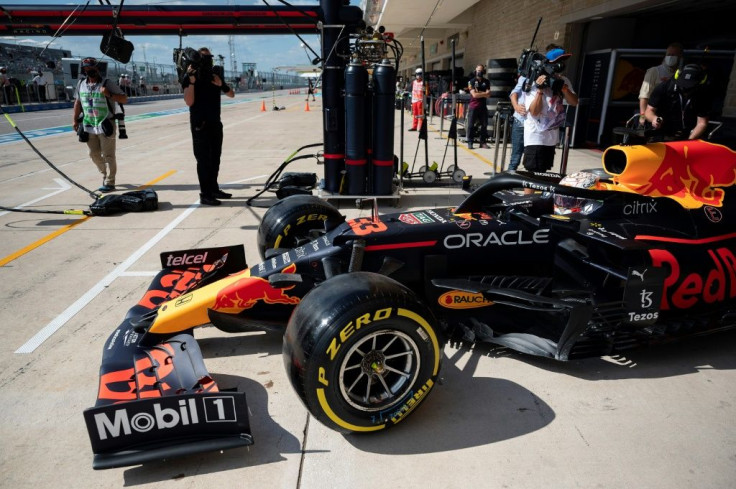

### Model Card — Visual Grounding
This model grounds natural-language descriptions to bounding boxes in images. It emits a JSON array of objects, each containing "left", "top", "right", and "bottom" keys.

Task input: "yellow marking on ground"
[
  {"left": 427, "top": 124, "right": 499, "bottom": 172},
  {"left": 0, "top": 216, "right": 90, "bottom": 267},
  {"left": 0, "top": 170, "right": 177, "bottom": 267}
]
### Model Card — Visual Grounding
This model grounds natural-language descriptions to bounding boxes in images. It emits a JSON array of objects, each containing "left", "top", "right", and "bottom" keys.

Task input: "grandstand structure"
[{"left": 0, "top": 40, "right": 304, "bottom": 106}]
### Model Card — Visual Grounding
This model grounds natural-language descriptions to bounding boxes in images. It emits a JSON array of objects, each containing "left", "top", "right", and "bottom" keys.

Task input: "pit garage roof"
[{"left": 0, "top": 4, "right": 321, "bottom": 36}]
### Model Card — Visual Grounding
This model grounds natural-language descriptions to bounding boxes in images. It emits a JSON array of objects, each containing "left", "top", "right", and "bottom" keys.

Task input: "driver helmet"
[
  {"left": 415, "top": 68, "right": 423, "bottom": 76},
  {"left": 553, "top": 171, "right": 600, "bottom": 215},
  {"left": 81, "top": 57, "right": 97, "bottom": 68}
]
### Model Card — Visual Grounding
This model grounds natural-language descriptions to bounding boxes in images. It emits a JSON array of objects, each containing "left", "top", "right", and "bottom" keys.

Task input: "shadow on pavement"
[
  {"left": 121, "top": 371, "right": 300, "bottom": 485},
  {"left": 515, "top": 328, "right": 736, "bottom": 381},
  {"left": 344, "top": 345, "right": 555, "bottom": 454},
  {"left": 121, "top": 332, "right": 299, "bottom": 485}
]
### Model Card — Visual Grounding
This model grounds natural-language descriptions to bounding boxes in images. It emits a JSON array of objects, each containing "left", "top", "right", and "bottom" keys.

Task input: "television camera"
[
  {"left": 173, "top": 47, "right": 224, "bottom": 85},
  {"left": 517, "top": 48, "right": 567, "bottom": 93},
  {"left": 516, "top": 17, "right": 567, "bottom": 94}
]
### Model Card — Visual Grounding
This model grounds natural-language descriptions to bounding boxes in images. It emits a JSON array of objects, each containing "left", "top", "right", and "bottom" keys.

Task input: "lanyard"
[{"left": 678, "top": 92, "right": 691, "bottom": 130}]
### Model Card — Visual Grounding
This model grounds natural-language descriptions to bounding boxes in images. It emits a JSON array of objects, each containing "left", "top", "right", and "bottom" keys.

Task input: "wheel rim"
[
  {"left": 278, "top": 228, "right": 323, "bottom": 249},
  {"left": 338, "top": 330, "right": 421, "bottom": 412}
]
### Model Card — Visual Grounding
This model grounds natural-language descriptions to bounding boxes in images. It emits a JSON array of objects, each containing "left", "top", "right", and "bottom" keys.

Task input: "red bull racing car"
[{"left": 84, "top": 139, "right": 736, "bottom": 469}]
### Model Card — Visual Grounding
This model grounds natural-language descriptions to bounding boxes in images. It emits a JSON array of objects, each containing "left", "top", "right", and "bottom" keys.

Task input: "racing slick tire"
[
  {"left": 283, "top": 272, "right": 443, "bottom": 433},
  {"left": 257, "top": 194, "right": 342, "bottom": 260}
]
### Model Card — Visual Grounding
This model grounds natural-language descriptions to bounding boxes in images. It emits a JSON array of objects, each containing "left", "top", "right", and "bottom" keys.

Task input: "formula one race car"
[{"left": 84, "top": 139, "right": 736, "bottom": 469}]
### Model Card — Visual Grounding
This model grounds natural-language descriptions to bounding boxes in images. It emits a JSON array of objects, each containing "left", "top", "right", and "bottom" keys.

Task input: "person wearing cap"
[
  {"left": 408, "top": 68, "right": 424, "bottom": 131},
  {"left": 638, "top": 42, "right": 683, "bottom": 126},
  {"left": 72, "top": 57, "right": 128, "bottom": 192},
  {"left": 523, "top": 47, "right": 578, "bottom": 179},
  {"left": 465, "top": 64, "right": 491, "bottom": 149},
  {"left": 644, "top": 63, "right": 712, "bottom": 140}
]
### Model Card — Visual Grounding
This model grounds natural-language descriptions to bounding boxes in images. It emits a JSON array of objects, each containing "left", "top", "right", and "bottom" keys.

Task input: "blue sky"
[{"left": 3, "top": 1, "right": 360, "bottom": 74}]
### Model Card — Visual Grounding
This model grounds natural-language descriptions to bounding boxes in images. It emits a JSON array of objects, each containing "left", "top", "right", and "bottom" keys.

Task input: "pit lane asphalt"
[{"left": 1, "top": 92, "right": 734, "bottom": 489}]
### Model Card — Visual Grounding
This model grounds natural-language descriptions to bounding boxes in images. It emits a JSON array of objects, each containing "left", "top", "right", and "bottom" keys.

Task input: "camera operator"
[
  {"left": 643, "top": 64, "right": 712, "bottom": 141},
  {"left": 72, "top": 57, "right": 128, "bottom": 192},
  {"left": 465, "top": 64, "right": 491, "bottom": 149},
  {"left": 523, "top": 48, "right": 578, "bottom": 179},
  {"left": 182, "top": 47, "right": 235, "bottom": 206}
]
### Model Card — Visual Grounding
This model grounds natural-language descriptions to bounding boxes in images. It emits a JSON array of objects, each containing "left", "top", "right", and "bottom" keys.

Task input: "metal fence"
[{"left": 1, "top": 58, "right": 307, "bottom": 106}]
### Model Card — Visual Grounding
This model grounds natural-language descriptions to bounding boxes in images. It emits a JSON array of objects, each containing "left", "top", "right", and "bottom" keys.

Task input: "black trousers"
[
  {"left": 466, "top": 104, "right": 488, "bottom": 143},
  {"left": 191, "top": 120, "right": 224, "bottom": 197}
]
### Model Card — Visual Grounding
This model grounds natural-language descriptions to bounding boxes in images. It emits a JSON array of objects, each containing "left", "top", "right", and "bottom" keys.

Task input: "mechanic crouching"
[{"left": 182, "top": 47, "right": 235, "bottom": 206}]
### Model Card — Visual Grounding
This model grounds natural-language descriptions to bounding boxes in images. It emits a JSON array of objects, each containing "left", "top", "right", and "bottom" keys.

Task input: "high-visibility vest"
[{"left": 411, "top": 79, "right": 424, "bottom": 103}]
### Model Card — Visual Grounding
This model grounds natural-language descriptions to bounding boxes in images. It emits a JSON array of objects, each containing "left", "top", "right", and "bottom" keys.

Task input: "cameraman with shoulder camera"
[
  {"left": 182, "top": 47, "right": 235, "bottom": 206},
  {"left": 72, "top": 57, "right": 128, "bottom": 192},
  {"left": 523, "top": 48, "right": 577, "bottom": 178}
]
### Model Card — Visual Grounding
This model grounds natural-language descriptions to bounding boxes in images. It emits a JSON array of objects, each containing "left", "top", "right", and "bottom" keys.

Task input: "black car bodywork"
[{"left": 85, "top": 139, "right": 736, "bottom": 467}]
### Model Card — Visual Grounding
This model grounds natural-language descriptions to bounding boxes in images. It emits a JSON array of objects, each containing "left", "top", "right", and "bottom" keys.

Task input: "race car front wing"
[{"left": 84, "top": 390, "right": 252, "bottom": 469}]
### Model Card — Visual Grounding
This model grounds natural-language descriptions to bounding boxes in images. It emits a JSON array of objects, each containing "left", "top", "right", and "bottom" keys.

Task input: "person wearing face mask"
[
  {"left": 182, "top": 47, "right": 235, "bottom": 206},
  {"left": 643, "top": 63, "right": 712, "bottom": 140},
  {"left": 465, "top": 64, "right": 491, "bottom": 149},
  {"left": 638, "top": 42, "right": 683, "bottom": 126},
  {"left": 408, "top": 68, "right": 424, "bottom": 131},
  {"left": 72, "top": 58, "right": 128, "bottom": 192}
]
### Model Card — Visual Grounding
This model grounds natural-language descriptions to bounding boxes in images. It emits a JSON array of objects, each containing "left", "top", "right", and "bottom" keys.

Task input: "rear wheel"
[
  {"left": 257, "top": 195, "right": 342, "bottom": 260},
  {"left": 283, "top": 272, "right": 443, "bottom": 433}
]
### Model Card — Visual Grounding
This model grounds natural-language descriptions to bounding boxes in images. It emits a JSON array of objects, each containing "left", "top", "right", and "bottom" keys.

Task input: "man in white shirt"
[{"left": 523, "top": 48, "right": 578, "bottom": 175}]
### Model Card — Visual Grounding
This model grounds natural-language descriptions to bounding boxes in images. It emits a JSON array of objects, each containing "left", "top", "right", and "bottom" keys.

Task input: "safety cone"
[
  {"left": 260, "top": 100, "right": 266, "bottom": 112},
  {"left": 304, "top": 101, "right": 310, "bottom": 112}
]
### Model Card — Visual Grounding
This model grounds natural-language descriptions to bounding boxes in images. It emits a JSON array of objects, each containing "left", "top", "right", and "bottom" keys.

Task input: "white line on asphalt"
[
  {"left": 14, "top": 201, "right": 199, "bottom": 354},
  {"left": 14, "top": 174, "right": 266, "bottom": 354},
  {"left": 0, "top": 178, "right": 70, "bottom": 217}
]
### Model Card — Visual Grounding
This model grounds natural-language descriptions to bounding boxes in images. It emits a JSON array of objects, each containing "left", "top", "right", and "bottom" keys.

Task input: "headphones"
[{"left": 674, "top": 64, "right": 707, "bottom": 85}]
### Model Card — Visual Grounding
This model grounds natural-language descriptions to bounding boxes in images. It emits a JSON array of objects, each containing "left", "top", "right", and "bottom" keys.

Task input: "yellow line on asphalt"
[
  {"left": 138, "top": 169, "right": 176, "bottom": 188},
  {"left": 0, "top": 170, "right": 177, "bottom": 267},
  {"left": 429, "top": 125, "right": 499, "bottom": 172},
  {"left": 0, "top": 217, "right": 91, "bottom": 267}
]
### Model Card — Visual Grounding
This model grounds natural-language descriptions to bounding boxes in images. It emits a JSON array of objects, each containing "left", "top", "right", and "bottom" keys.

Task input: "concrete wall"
[{"left": 400, "top": 0, "right": 736, "bottom": 118}]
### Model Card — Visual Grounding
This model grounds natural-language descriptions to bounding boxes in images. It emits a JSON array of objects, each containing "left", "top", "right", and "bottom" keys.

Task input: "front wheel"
[
  {"left": 256, "top": 194, "right": 342, "bottom": 260},
  {"left": 283, "top": 272, "right": 443, "bottom": 433}
]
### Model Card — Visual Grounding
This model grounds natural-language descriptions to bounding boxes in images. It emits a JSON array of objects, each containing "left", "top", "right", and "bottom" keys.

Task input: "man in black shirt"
[
  {"left": 183, "top": 47, "right": 235, "bottom": 206},
  {"left": 644, "top": 64, "right": 712, "bottom": 141},
  {"left": 465, "top": 65, "right": 491, "bottom": 149}
]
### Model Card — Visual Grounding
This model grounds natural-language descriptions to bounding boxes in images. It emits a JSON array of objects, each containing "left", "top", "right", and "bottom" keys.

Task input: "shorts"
[{"left": 523, "top": 145, "right": 555, "bottom": 172}]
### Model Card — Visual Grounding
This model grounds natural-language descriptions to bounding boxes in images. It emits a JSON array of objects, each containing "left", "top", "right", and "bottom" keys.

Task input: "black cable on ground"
[
  {"left": 247, "top": 142, "right": 323, "bottom": 207},
  {"left": 1, "top": 106, "right": 100, "bottom": 200}
]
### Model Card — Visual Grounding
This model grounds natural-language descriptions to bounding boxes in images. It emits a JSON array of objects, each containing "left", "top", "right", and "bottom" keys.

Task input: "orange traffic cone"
[
  {"left": 304, "top": 101, "right": 310, "bottom": 111},
  {"left": 260, "top": 100, "right": 266, "bottom": 112}
]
